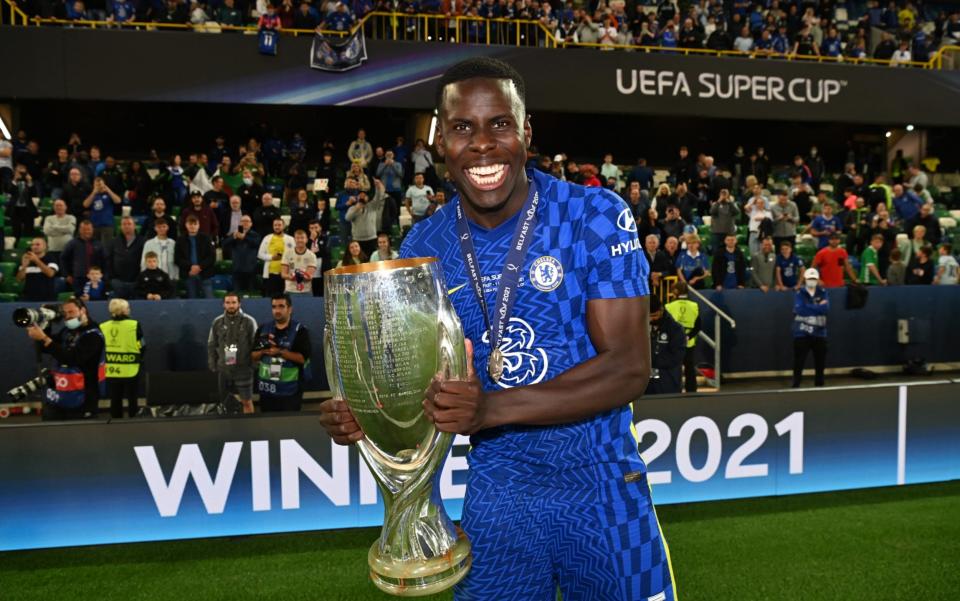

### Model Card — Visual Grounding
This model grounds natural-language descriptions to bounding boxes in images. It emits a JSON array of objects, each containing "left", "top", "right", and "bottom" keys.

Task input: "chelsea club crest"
[{"left": 529, "top": 256, "right": 563, "bottom": 292}]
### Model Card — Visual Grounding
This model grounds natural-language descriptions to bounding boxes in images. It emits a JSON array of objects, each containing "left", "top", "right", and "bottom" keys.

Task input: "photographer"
[
  {"left": 100, "top": 299, "right": 144, "bottom": 418},
  {"left": 252, "top": 294, "right": 311, "bottom": 412},
  {"left": 25, "top": 297, "right": 105, "bottom": 420}
]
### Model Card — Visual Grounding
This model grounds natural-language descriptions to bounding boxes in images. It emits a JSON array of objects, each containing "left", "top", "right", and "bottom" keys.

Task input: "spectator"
[
  {"left": 142, "top": 198, "right": 178, "bottom": 240},
  {"left": 4, "top": 165, "right": 39, "bottom": 244},
  {"left": 404, "top": 172, "right": 434, "bottom": 225},
  {"left": 181, "top": 190, "right": 220, "bottom": 239},
  {"left": 890, "top": 39, "right": 912, "bottom": 66},
  {"left": 625, "top": 186, "right": 649, "bottom": 223},
  {"left": 252, "top": 192, "right": 282, "bottom": 236},
  {"left": 905, "top": 245, "right": 934, "bottom": 285},
  {"left": 81, "top": 266, "right": 107, "bottom": 301},
  {"left": 236, "top": 169, "right": 265, "bottom": 216},
  {"left": 744, "top": 193, "right": 772, "bottom": 257},
  {"left": 347, "top": 180, "right": 387, "bottom": 257},
  {"left": 252, "top": 294, "right": 312, "bottom": 412},
  {"left": 26, "top": 297, "right": 105, "bottom": 420},
  {"left": 336, "top": 240, "right": 368, "bottom": 267},
  {"left": 220, "top": 195, "right": 244, "bottom": 245},
  {"left": 809, "top": 201, "right": 842, "bottom": 249},
  {"left": 257, "top": 217, "right": 295, "bottom": 297},
  {"left": 667, "top": 182, "right": 697, "bottom": 224},
  {"left": 658, "top": 205, "right": 686, "bottom": 243},
  {"left": 42, "top": 199, "right": 77, "bottom": 260},
  {"left": 347, "top": 128, "right": 373, "bottom": 169},
  {"left": 676, "top": 235, "right": 709, "bottom": 290},
  {"left": 370, "top": 232, "right": 399, "bottom": 262},
  {"left": 288, "top": 189, "right": 313, "bottom": 236},
  {"left": 82, "top": 176, "right": 121, "bottom": 244},
  {"left": 411, "top": 138, "right": 434, "bottom": 179},
  {"left": 892, "top": 183, "right": 924, "bottom": 223},
  {"left": 860, "top": 234, "right": 887, "bottom": 286},
  {"left": 792, "top": 268, "right": 829, "bottom": 388},
  {"left": 16, "top": 237, "right": 59, "bottom": 302},
  {"left": 44, "top": 148, "right": 72, "bottom": 201},
  {"left": 217, "top": 0, "right": 243, "bottom": 26},
  {"left": 906, "top": 165, "right": 929, "bottom": 191},
  {"left": 204, "top": 175, "right": 230, "bottom": 211},
  {"left": 175, "top": 215, "right": 216, "bottom": 298},
  {"left": 0, "top": 134, "right": 11, "bottom": 188},
  {"left": 708, "top": 189, "right": 740, "bottom": 253},
  {"left": 123, "top": 160, "right": 152, "bottom": 215},
  {"left": 712, "top": 233, "right": 747, "bottom": 290},
  {"left": 100, "top": 298, "right": 144, "bottom": 419},
  {"left": 812, "top": 233, "right": 858, "bottom": 288},
  {"left": 627, "top": 158, "right": 654, "bottom": 191},
  {"left": 376, "top": 151, "right": 404, "bottom": 219},
  {"left": 108, "top": 216, "right": 145, "bottom": 299},
  {"left": 140, "top": 218, "right": 178, "bottom": 282},
  {"left": 733, "top": 25, "right": 753, "bottom": 51},
  {"left": 221, "top": 214, "right": 262, "bottom": 293},
  {"left": 599, "top": 153, "right": 622, "bottom": 192},
  {"left": 208, "top": 292, "right": 258, "bottom": 414},
  {"left": 775, "top": 240, "right": 804, "bottom": 291},
  {"left": 644, "top": 233, "right": 674, "bottom": 289},
  {"left": 886, "top": 248, "right": 906, "bottom": 286},
  {"left": 750, "top": 237, "right": 776, "bottom": 292},
  {"left": 282, "top": 229, "right": 318, "bottom": 295},
  {"left": 901, "top": 223, "right": 928, "bottom": 266},
  {"left": 292, "top": 1, "right": 317, "bottom": 29},
  {"left": 934, "top": 244, "right": 959, "bottom": 285},
  {"left": 770, "top": 189, "right": 799, "bottom": 249},
  {"left": 61, "top": 220, "right": 106, "bottom": 295},
  {"left": 335, "top": 177, "right": 360, "bottom": 241},
  {"left": 136, "top": 252, "right": 175, "bottom": 300}
]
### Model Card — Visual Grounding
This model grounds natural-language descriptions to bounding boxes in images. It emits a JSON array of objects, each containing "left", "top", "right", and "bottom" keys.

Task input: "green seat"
[
  {"left": 3, "top": 278, "right": 23, "bottom": 294},
  {"left": 15, "top": 238, "right": 32, "bottom": 250},
  {"left": 214, "top": 289, "right": 228, "bottom": 299},
  {"left": 0, "top": 292, "right": 18, "bottom": 302},
  {"left": 2, "top": 249, "right": 21, "bottom": 263},
  {"left": 0, "top": 262, "right": 16, "bottom": 283},
  {"left": 240, "top": 291, "right": 262, "bottom": 298},
  {"left": 58, "top": 292, "right": 74, "bottom": 301},
  {"left": 215, "top": 260, "right": 233, "bottom": 274}
]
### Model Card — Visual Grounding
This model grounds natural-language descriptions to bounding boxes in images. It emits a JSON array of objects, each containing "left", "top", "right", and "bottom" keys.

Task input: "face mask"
[
  {"left": 805, "top": 280, "right": 817, "bottom": 291},
  {"left": 243, "top": 178, "right": 253, "bottom": 186},
  {"left": 65, "top": 317, "right": 82, "bottom": 330}
]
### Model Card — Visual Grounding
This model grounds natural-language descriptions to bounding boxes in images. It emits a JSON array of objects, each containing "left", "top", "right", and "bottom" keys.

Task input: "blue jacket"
[
  {"left": 893, "top": 191, "right": 924, "bottom": 222},
  {"left": 792, "top": 286, "right": 829, "bottom": 338}
]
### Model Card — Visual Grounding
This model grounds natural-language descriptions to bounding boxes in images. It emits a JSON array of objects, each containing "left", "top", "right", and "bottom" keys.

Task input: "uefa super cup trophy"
[{"left": 324, "top": 258, "right": 472, "bottom": 597}]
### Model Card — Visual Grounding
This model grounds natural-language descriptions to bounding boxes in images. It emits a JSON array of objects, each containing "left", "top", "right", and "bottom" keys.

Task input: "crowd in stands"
[
  {"left": 1, "top": 124, "right": 957, "bottom": 305},
  {"left": 13, "top": 0, "right": 960, "bottom": 63}
]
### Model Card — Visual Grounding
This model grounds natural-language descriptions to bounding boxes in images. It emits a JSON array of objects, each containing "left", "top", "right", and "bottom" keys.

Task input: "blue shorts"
[{"left": 454, "top": 468, "right": 677, "bottom": 601}]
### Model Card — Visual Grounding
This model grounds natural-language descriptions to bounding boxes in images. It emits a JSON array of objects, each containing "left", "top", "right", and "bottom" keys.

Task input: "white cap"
[
  {"left": 803, "top": 268, "right": 820, "bottom": 281},
  {"left": 553, "top": 154, "right": 564, "bottom": 163}
]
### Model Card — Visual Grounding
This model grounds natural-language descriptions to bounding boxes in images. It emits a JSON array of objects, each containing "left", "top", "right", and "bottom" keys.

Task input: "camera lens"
[{"left": 12, "top": 308, "right": 34, "bottom": 328}]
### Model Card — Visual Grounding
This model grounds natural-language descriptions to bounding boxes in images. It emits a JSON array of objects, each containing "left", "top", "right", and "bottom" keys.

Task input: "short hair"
[
  {"left": 144, "top": 251, "right": 158, "bottom": 260},
  {"left": 890, "top": 249, "right": 902, "bottom": 261},
  {"left": 780, "top": 240, "right": 792, "bottom": 248},
  {"left": 871, "top": 233, "right": 884, "bottom": 243},
  {"left": 308, "top": 219, "right": 322, "bottom": 229},
  {"left": 941, "top": 243, "right": 953, "bottom": 254},
  {"left": 87, "top": 265, "right": 102, "bottom": 273},
  {"left": 293, "top": 229, "right": 307, "bottom": 237},
  {"left": 108, "top": 298, "right": 131, "bottom": 318},
  {"left": 78, "top": 219, "right": 94, "bottom": 228},
  {"left": 154, "top": 218, "right": 168, "bottom": 228},
  {"left": 62, "top": 296, "right": 86, "bottom": 312},
  {"left": 223, "top": 291, "right": 241, "bottom": 303},
  {"left": 271, "top": 293, "right": 292, "bottom": 307},
  {"left": 184, "top": 215, "right": 199, "bottom": 225},
  {"left": 674, "top": 281, "right": 688, "bottom": 296},
  {"left": 435, "top": 57, "right": 526, "bottom": 114}
]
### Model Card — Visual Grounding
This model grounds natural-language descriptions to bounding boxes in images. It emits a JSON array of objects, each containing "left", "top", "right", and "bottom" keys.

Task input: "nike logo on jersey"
[{"left": 447, "top": 283, "right": 467, "bottom": 295}]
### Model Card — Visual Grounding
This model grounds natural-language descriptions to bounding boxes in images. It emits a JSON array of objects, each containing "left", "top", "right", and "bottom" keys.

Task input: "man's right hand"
[{"left": 319, "top": 398, "right": 363, "bottom": 445}]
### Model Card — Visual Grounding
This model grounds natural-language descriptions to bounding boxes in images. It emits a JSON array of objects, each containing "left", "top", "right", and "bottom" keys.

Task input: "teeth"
[{"left": 467, "top": 164, "right": 505, "bottom": 176}]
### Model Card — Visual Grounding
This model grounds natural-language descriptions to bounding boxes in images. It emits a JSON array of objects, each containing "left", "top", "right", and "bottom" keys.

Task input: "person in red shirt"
[{"left": 812, "top": 232, "right": 859, "bottom": 288}]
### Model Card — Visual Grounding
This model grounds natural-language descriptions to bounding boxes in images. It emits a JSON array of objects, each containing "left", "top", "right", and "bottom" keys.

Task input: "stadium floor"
[{"left": 1, "top": 481, "right": 957, "bottom": 601}]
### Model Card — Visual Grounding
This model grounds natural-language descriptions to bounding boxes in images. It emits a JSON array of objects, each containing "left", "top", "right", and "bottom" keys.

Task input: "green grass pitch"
[{"left": 2, "top": 481, "right": 957, "bottom": 600}]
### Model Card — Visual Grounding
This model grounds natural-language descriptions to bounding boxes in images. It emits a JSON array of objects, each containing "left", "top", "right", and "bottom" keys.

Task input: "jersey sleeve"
[{"left": 581, "top": 189, "right": 649, "bottom": 299}]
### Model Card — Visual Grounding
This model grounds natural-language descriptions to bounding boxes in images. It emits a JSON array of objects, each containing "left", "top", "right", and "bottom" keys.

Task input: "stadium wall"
[
  {"left": 0, "top": 286, "right": 957, "bottom": 395},
  {"left": 1, "top": 380, "right": 956, "bottom": 550},
  {"left": 5, "top": 28, "right": 960, "bottom": 125}
]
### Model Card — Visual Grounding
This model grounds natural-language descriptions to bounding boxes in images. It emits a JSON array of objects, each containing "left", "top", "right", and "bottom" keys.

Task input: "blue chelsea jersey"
[{"left": 400, "top": 170, "right": 650, "bottom": 484}]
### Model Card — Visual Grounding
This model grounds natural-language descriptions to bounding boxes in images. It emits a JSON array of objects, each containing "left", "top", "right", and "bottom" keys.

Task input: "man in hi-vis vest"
[
  {"left": 665, "top": 281, "right": 701, "bottom": 393},
  {"left": 100, "top": 298, "right": 144, "bottom": 418}
]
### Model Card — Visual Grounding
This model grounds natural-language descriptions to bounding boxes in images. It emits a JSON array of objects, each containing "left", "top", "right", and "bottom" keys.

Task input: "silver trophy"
[{"left": 324, "top": 258, "right": 472, "bottom": 596}]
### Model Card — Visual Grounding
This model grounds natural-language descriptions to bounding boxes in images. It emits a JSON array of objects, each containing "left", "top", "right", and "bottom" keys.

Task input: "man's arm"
[{"left": 424, "top": 296, "right": 651, "bottom": 435}]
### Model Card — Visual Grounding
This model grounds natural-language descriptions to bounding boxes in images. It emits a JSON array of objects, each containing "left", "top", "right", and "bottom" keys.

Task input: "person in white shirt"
[
  {"left": 369, "top": 232, "right": 399, "bottom": 262},
  {"left": 281, "top": 230, "right": 318, "bottom": 295},
  {"left": 140, "top": 219, "right": 178, "bottom": 280},
  {"left": 404, "top": 173, "right": 434, "bottom": 225},
  {"left": 744, "top": 193, "right": 773, "bottom": 257},
  {"left": 411, "top": 139, "right": 434, "bottom": 177},
  {"left": 42, "top": 199, "right": 77, "bottom": 256},
  {"left": 934, "top": 244, "right": 959, "bottom": 285},
  {"left": 890, "top": 40, "right": 912, "bottom": 67}
]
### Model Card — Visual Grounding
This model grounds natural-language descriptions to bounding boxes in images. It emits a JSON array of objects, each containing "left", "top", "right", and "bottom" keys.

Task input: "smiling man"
[{"left": 319, "top": 58, "right": 675, "bottom": 601}]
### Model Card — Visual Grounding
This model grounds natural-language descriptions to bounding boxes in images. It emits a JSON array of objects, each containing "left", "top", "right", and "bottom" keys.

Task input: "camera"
[
  {"left": 253, "top": 333, "right": 274, "bottom": 351},
  {"left": 7, "top": 369, "right": 50, "bottom": 402},
  {"left": 13, "top": 305, "right": 62, "bottom": 329}
]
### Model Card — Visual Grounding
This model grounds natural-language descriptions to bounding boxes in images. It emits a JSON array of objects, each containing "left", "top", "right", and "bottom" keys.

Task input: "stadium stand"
[{"left": 5, "top": 0, "right": 960, "bottom": 67}]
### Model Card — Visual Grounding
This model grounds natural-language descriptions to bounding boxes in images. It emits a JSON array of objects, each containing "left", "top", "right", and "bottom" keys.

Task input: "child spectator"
[
  {"left": 886, "top": 248, "right": 906, "bottom": 286},
  {"left": 136, "top": 252, "right": 175, "bottom": 300},
  {"left": 860, "top": 234, "right": 886, "bottom": 285},
  {"left": 933, "top": 244, "right": 958, "bottom": 285},
  {"left": 282, "top": 230, "right": 318, "bottom": 295},
  {"left": 82, "top": 266, "right": 107, "bottom": 301},
  {"left": 775, "top": 240, "right": 803, "bottom": 291},
  {"left": 676, "top": 235, "right": 709, "bottom": 290}
]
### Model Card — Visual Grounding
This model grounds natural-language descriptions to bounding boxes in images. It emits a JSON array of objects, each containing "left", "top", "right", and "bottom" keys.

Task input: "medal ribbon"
[{"left": 454, "top": 176, "right": 540, "bottom": 370}]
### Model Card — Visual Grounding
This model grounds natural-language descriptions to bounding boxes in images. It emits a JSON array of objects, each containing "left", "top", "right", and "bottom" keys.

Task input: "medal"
[{"left": 488, "top": 348, "right": 504, "bottom": 382}]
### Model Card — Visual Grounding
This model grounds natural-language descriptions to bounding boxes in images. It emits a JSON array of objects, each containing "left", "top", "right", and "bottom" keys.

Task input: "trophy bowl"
[{"left": 324, "top": 257, "right": 472, "bottom": 597}]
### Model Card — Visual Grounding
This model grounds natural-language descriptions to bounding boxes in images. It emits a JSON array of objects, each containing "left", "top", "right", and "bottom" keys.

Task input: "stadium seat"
[
  {"left": 2, "top": 249, "right": 21, "bottom": 263},
  {"left": 58, "top": 292, "right": 74, "bottom": 301},
  {"left": 211, "top": 274, "right": 233, "bottom": 291},
  {"left": 15, "top": 238, "right": 32, "bottom": 251},
  {"left": 0, "top": 292, "right": 17, "bottom": 302},
  {"left": 215, "top": 260, "right": 233, "bottom": 274},
  {"left": 0, "top": 262, "right": 16, "bottom": 284}
]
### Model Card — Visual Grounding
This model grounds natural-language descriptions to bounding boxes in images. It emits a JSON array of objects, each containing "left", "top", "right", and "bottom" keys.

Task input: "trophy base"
[{"left": 368, "top": 532, "right": 472, "bottom": 597}]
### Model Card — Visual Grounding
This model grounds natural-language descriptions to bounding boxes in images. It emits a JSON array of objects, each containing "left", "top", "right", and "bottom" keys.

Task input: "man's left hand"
[
  {"left": 424, "top": 339, "right": 488, "bottom": 435},
  {"left": 26, "top": 325, "right": 47, "bottom": 342}
]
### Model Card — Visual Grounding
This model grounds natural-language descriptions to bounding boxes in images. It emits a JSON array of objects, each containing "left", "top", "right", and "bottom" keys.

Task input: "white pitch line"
[
  {"left": 897, "top": 385, "right": 907, "bottom": 485},
  {"left": 335, "top": 74, "right": 444, "bottom": 106}
]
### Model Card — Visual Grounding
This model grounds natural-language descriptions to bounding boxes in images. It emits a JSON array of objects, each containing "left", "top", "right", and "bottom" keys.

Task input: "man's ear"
[
  {"left": 523, "top": 114, "right": 533, "bottom": 150},
  {"left": 434, "top": 124, "right": 445, "bottom": 159}
]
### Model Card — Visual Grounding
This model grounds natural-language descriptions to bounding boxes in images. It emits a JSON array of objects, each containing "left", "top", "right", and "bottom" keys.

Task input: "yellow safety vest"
[
  {"left": 100, "top": 318, "right": 142, "bottom": 378},
  {"left": 665, "top": 298, "right": 699, "bottom": 349}
]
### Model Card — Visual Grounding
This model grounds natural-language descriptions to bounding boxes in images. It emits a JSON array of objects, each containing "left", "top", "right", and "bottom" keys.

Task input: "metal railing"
[
  {"left": 687, "top": 286, "right": 737, "bottom": 391},
  {"left": 5, "top": 3, "right": 954, "bottom": 70}
]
